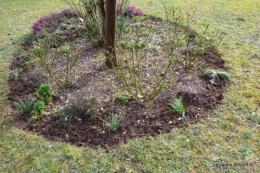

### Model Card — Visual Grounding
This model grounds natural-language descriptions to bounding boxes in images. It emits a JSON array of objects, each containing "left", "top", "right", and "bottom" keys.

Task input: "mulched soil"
[{"left": 8, "top": 15, "right": 229, "bottom": 149}]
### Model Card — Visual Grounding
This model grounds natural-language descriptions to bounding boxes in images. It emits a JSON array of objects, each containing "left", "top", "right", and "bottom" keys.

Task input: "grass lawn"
[{"left": 0, "top": 0, "right": 259, "bottom": 172}]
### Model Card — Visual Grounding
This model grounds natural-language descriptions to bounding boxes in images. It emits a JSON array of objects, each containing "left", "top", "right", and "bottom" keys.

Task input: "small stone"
[
  {"left": 178, "top": 117, "right": 182, "bottom": 121},
  {"left": 169, "top": 121, "right": 172, "bottom": 124}
]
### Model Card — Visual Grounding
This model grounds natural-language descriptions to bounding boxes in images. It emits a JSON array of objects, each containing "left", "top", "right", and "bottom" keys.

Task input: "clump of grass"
[
  {"left": 103, "top": 113, "right": 120, "bottom": 132},
  {"left": 13, "top": 98, "right": 36, "bottom": 114},
  {"left": 203, "top": 68, "right": 232, "bottom": 81},
  {"left": 167, "top": 97, "right": 186, "bottom": 120}
]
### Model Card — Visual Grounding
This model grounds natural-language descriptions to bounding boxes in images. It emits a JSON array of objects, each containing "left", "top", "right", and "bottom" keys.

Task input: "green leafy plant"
[
  {"left": 9, "top": 69, "right": 19, "bottom": 80},
  {"left": 103, "top": 113, "right": 120, "bottom": 131},
  {"left": 30, "top": 101, "right": 45, "bottom": 122},
  {"left": 167, "top": 97, "right": 186, "bottom": 121},
  {"left": 33, "top": 101, "right": 45, "bottom": 115},
  {"left": 57, "top": 109, "right": 69, "bottom": 122},
  {"left": 66, "top": 90, "right": 99, "bottom": 119},
  {"left": 203, "top": 68, "right": 232, "bottom": 81},
  {"left": 13, "top": 98, "right": 36, "bottom": 114},
  {"left": 117, "top": 15, "right": 131, "bottom": 40},
  {"left": 36, "top": 84, "right": 53, "bottom": 104},
  {"left": 113, "top": 91, "right": 132, "bottom": 103}
]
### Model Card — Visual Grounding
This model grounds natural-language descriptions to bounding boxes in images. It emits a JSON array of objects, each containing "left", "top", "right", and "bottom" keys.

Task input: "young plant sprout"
[
  {"left": 167, "top": 97, "right": 187, "bottom": 121},
  {"left": 103, "top": 113, "right": 120, "bottom": 132},
  {"left": 113, "top": 92, "right": 132, "bottom": 103},
  {"left": 13, "top": 98, "right": 36, "bottom": 114},
  {"left": 203, "top": 68, "right": 232, "bottom": 81}
]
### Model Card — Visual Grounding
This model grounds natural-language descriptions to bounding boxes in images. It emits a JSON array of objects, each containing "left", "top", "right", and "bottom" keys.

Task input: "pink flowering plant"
[
  {"left": 117, "top": 4, "right": 144, "bottom": 17},
  {"left": 177, "top": 78, "right": 207, "bottom": 101},
  {"left": 32, "top": 9, "right": 74, "bottom": 36}
]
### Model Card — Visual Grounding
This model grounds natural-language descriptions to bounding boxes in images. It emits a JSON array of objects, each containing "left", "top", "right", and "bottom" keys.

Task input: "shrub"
[
  {"left": 66, "top": 90, "right": 99, "bottom": 119},
  {"left": 177, "top": 79, "right": 207, "bottom": 101},
  {"left": 13, "top": 98, "right": 36, "bottom": 114},
  {"left": 36, "top": 84, "right": 53, "bottom": 104},
  {"left": 162, "top": 2, "right": 224, "bottom": 70},
  {"left": 114, "top": 26, "right": 175, "bottom": 105},
  {"left": 25, "top": 69, "right": 45, "bottom": 88},
  {"left": 31, "top": 34, "right": 81, "bottom": 88},
  {"left": 64, "top": 0, "right": 103, "bottom": 45}
]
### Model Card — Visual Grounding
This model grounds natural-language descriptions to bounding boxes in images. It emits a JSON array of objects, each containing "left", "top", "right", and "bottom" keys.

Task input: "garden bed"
[{"left": 8, "top": 9, "right": 229, "bottom": 148}]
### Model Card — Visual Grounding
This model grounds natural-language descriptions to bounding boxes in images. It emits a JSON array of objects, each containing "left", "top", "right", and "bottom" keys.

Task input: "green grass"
[{"left": 0, "top": 0, "right": 260, "bottom": 172}]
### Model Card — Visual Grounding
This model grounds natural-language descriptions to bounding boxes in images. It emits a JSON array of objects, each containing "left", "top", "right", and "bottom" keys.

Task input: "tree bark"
[{"left": 104, "top": 0, "right": 117, "bottom": 68}]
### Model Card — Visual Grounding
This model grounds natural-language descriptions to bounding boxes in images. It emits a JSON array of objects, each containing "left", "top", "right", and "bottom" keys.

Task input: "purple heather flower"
[
  {"left": 61, "top": 8, "right": 73, "bottom": 14},
  {"left": 117, "top": 4, "right": 144, "bottom": 17},
  {"left": 32, "top": 9, "right": 73, "bottom": 35}
]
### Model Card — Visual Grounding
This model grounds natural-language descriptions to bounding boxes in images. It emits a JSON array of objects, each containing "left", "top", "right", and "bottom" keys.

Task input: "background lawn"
[{"left": 0, "top": 0, "right": 259, "bottom": 172}]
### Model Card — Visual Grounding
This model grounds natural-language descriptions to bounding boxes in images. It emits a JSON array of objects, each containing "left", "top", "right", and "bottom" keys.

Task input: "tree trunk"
[{"left": 104, "top": 0, "right": 117, "bottom": 68}]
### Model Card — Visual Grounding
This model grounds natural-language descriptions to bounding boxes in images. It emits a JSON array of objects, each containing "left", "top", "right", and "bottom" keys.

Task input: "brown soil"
[{"left": 8, "top": 15, "right": 229, "bottom": 149}]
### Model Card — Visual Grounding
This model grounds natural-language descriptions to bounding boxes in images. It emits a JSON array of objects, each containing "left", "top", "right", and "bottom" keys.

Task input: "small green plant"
[
  {"left": 241, "top": 130, "right": 253, "bottom": 140},
  {"left": 167, "top": 97, "right": 186, "bottom": 121},
  {"left": 117, "top": 15, "right": 130, "bottom": 40},
  {"left": 30, "top": 101, "right": 45, "bottom": 122},
  {"left": 113, "top": 91, "right": 132, "bottom": 103},
  {"left": 36, "top": 84, "right": 53, "bottom": 104},
  {"left": 19, "top": 51, "right": 29, "bottom": 59},
  {"left": 33, "top": 101, "right": 45, "bottom": 115},
  {"left": 13, "top": 98, "right": 36, "bottom": 114},
  {"left": 9, "top": 69, "right": 19, "bottom": 80},
  {"left": 203, "top": 68, "right": 232, "bottom": 81},
  {"left": 103, "top": 113, "right": 120, "bottom": 132},
  {"left": 57, "top": 109, "right": 69, "bottom": 122}
]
